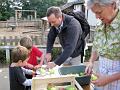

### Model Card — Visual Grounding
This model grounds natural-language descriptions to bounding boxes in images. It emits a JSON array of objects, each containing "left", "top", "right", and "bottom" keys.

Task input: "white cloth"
[{"left": 94, "top": 56, "right": 120, "bottom": 90}]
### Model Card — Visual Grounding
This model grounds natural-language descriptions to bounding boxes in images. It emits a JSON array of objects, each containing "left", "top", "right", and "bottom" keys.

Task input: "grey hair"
[
  {"left": 46, "top": 6, "right": 62, "bottom": 18},
  {"left": 85, "top": 0, "right": 119, "bottom": 9}
]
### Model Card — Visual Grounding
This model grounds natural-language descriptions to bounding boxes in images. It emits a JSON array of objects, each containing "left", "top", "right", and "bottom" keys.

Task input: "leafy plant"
[
  {"left": 0, "top": 49, "right": 6, "bottom": 64},
  {"left": 22, "top": 0, "right": 67, "bottom": 18},
  {"left": 51, "top": 47, "right": 62, "bottom": 61},
  {"left": 84, "top": 46, "right": 92, "bottom": 62}
]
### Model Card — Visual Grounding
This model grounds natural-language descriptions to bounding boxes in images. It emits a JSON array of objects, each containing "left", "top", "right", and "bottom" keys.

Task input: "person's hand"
[
  {"left": 46, "top": 62, "right": 56, "bottom": 69},
  {"left": 91, "top": 73, "right": 110, "bottom": 86},
  {"left": 85, "top": 62, "right": 94, "bottom": 75},
  {"left": 26, "top": 63, "right": 34, "bottom": 70},
  {"left": 34, "top": 64, "right": 41, "bottom": 70},
  {"left": 32, "top": 71, "right": 36, "bottom": 77},
  {"left": 45, "top": 53, "right": 52, "bottom": 62}
]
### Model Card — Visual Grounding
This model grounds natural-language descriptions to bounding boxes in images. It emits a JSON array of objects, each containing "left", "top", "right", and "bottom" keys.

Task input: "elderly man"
[
  {"left": 85, "top": 0, "right": 120, "bottom": 90},
  {"left": 45, "top": 6, "right": 83, "bottom": 68}
]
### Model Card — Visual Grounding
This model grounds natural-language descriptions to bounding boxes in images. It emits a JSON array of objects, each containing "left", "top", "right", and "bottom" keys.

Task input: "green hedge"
[
  {"left": 51, "top": 46, "right": 92, "bottom": 62},
  {"left": 0, "top": 46, "right": 92, "bottom": 64},
  {"left": 0, "top": 47, "right": 62, "bottom": 64},
  {"left": 51, "top": 47, "right": 62, "bottom": 61},
  {"left": 84, "top": 46, "right": 92, "bottom": 62},
  {"left": 0, "top": 49, "right": 6, "bottom": 64}
]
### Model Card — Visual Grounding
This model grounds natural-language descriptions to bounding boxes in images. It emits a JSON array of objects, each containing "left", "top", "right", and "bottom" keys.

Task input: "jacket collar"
[
  {"left": 52, "top": 13, "right": 73, "bottom": 33},
  {"left": 60, "top": 14, "right": 70, "bottom": 31}
]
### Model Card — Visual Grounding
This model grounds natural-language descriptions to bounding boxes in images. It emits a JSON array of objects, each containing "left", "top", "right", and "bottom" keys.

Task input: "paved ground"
[{"left": 0, "top": 67, "right": 9, "bottom": 90}]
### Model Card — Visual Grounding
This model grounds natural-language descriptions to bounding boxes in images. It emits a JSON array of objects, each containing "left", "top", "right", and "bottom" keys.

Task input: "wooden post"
[
  {"left": 34, "top": 10, "right": 37, "bottom": 19},
  {"left": 15, "top": 10, "right": 18, "bottom": 26},
  {"left": 3, "top": 36, "right": 7, "bottom": 46},
  {"left": 41, "top": 20, "right": 47, "bottom": 45},
  {"left": 10, "top": 36, "right": 13, "bottom": 45},
  {"left": 35, "top": 36, "right": 41, "bottom": 45},
  {"left": 15, "top": 36, "right": 19, "bottom": 45}
]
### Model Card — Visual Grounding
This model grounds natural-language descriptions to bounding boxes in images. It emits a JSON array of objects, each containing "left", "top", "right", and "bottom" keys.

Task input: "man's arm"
[
  {"left": 47, "top": 27, "right": 58, "bottom": 53},
  {"left": 46, "top": 27, "right": 58, "bottom": 62}
]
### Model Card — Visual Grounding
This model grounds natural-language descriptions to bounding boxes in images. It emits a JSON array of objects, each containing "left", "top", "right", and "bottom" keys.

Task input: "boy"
[
  {"left": 9, "top": 46, "right": 35, "bottom": 90},
  {"left": 20, "top": 36, "right": 44, "bottom": 70}
]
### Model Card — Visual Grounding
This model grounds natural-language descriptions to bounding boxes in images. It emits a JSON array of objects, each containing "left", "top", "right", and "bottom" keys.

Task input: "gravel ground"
[{"left": 0, "top": 67, "right": 9, "bottom": 90}]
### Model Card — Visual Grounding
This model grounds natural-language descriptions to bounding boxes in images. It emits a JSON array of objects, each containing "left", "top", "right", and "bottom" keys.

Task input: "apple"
[
  {"left": 65, "top": 85, "right": 76, "bottom": 90},
  {"left": 40, "top": 68, "right": 46, "bottom": 75},
  {"left": 91, "top": 74, "right": 98, "bottom": 81},
  {"left": 79, "top": 72, "right": 84, "bottom": 76},
  {"left": 49, "top": 69, "right": 55, "bottom": 74},
  {"left": 47, "top": 83, "right": 56, "bottom": 90},
  {"left": 47, "top": 86, "right": 56, "bottom": 90},
  {"left": 50, "top": 87, "right": 56, "bottom": 90}
]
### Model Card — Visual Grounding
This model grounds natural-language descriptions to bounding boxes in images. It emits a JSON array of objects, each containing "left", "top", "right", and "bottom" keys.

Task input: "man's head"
[
  {"left": 11, "top": 46, "right": 29, "bottom": 66},
  {"left": 46, "top": 6, "right": 63, "bottom": 27},
  {"left": 20, "top": 36, "right": 33, "bottom": 50},
  {"left": 85, "top": 0, "right": 119, "bottom": 24}
]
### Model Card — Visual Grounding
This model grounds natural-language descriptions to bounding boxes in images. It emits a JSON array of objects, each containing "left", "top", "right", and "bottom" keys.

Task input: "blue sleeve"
[{"left": 47, "top": 27, "right": 58, "bottom": 53}]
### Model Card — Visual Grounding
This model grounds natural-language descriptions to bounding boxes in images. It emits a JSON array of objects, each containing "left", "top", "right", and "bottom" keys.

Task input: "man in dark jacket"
[{"left": 46, "top": 6, "right": 83, "bottom": 68}]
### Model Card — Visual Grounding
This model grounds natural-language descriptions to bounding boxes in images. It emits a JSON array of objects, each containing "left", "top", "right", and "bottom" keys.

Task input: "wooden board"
[{"left": 32, "top": 75, "right": 83, "bottom": 90}]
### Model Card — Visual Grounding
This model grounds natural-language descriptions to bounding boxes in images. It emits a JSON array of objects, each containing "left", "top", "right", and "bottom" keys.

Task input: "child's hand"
[
  {"left": 32, "top": 71, "right": 36, "bottom": 77},
  {"left": 26, "top": 63, "right": 34, "bottom": 69},
  {"left": 34, "top": 65, "right": 41, "bottom": 70}
]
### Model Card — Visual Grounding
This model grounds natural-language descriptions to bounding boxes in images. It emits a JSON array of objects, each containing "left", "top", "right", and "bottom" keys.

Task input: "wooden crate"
[{"left": 32, "top": 75, "right": 83, "bottom": 90}]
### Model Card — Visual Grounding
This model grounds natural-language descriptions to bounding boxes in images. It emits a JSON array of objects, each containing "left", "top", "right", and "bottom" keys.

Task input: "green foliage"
[
  {"left": 22, "top": 0, "right": 67, "bottom": 18},
  {"left": 84, "top": 46, "right": 92, "bottom": 62},
  {"left": 0, "top": 0, "right": 13, "bottom": 21},
  {"left": 0, "top": 11, "right": 11, "bottom": 21},
  {"left": 0, "top": 0, "right": 67, "bottom": 20},
  {"left": 51, "top": 46, "right": 92, "bottom": 62},
  {"left": 0, "top": 13, "right": 2, "bottom": 19},
  {"left": 0, "top": 49, "right": 6, "bottom": 64},
  {"left": 51, "top": 47, "right": 62, "bottom": 61}
]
